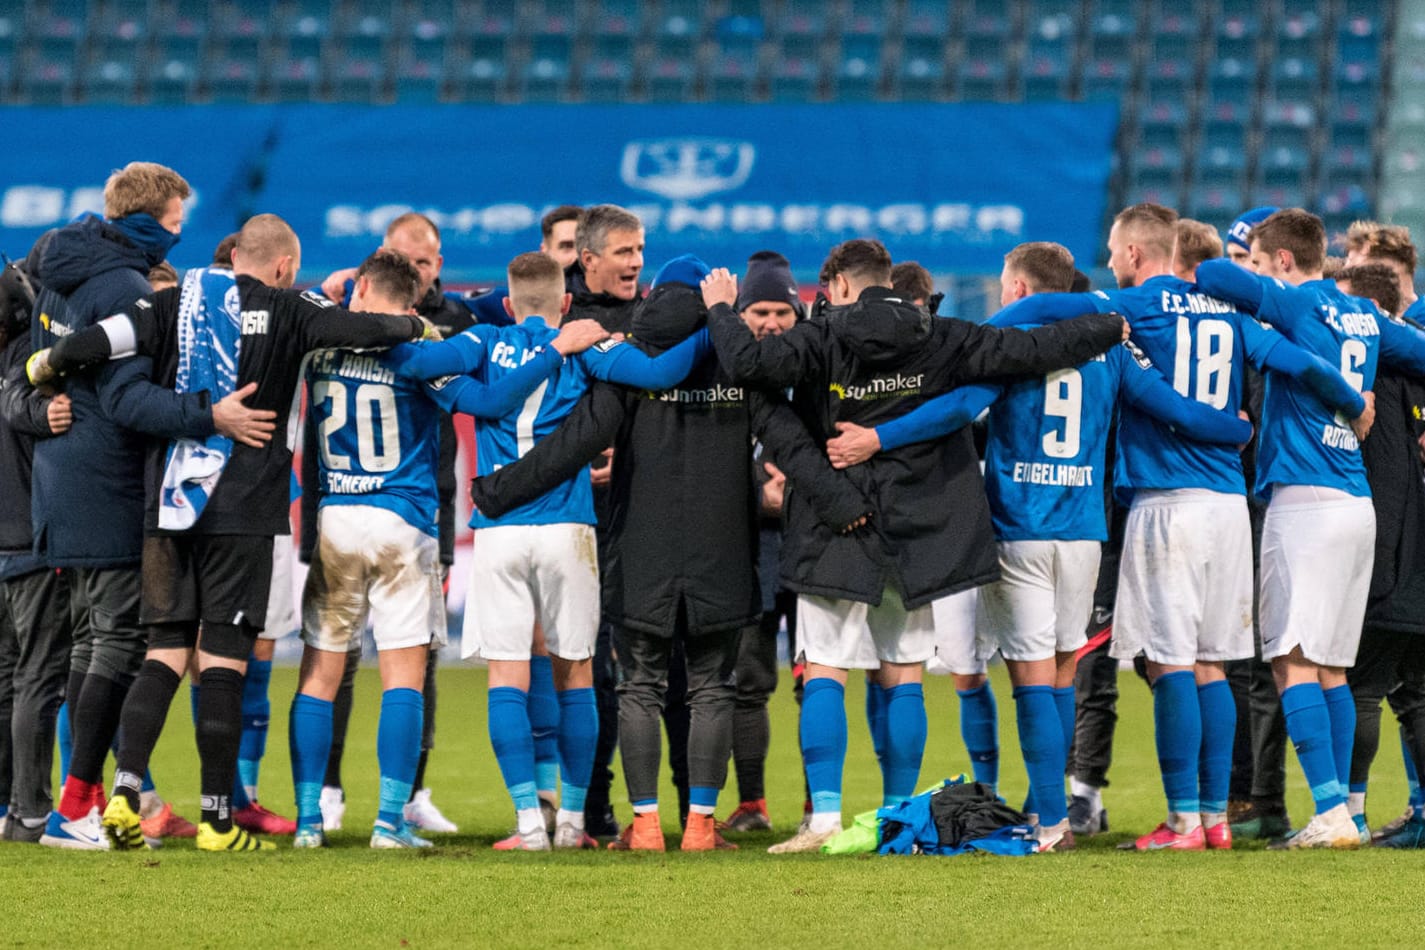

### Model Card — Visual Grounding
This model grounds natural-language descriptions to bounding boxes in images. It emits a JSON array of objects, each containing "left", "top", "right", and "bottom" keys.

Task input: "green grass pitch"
[{"left": 1, "top": 664, "right": 1416, "bottom": 949}]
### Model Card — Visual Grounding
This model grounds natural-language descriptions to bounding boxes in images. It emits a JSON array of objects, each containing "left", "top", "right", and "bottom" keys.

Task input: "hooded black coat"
[
  {"left": 706, "top": 286, "right": 1126, "bottom": 608},
  {"left": 1361, "top": 366, "right": 1425, "bottom": 636},
  {"left": 469, "top": 282, "right": 870, "bottom": 638}
]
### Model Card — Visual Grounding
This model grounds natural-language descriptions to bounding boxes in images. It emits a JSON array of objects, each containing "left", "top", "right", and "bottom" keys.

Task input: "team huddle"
[{"left": 3, "top": 158, "right": 1425, "bottom": 855}]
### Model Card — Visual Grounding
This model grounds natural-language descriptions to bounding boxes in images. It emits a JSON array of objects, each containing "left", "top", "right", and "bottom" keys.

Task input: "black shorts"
[{"left": 140, "top": 534, "right": 274, "bottom": 630}]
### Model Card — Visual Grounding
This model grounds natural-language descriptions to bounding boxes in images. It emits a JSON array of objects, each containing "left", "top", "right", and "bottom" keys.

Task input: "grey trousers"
[
  {"left": 4, "top": 568, "right": 71, "bottom": 819},
  {"left": 614, "top": 621, "right": 739, "bottom": 805}
]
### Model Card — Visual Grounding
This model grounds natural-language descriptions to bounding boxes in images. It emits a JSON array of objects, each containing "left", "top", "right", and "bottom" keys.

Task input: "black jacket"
[
  {"left": 470, "top": 282, "right": 869, "bottom": 637},
  {"left": 707, "top": 287, "right": 1125, "bottom": 608},
  {"left": 29, "top": 217, "right": 212, "bottom": 567},
  {"left": 566, "top": 263, "right": 641, "bottom": 334},
  {"left": 0, "top": 330, "right": 58, "bottom": 579},
  {"left": 420, "top": 278, "right": 476, "bottom": 567},
  {"left": 47, "top": 277, "right": 426, "bottom": 538},
  {"left": 1362, "top": 367, "right": 1425, "bottom": 635}
]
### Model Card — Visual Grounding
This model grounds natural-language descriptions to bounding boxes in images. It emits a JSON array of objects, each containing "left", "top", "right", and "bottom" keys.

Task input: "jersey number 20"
[{"left": 314, "top": 380, "right": 401, "bottom": 473}]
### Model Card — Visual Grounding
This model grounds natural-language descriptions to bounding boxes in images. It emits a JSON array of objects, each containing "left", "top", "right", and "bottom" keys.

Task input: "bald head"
[{"left": 233, "top": 214, "right": 301, "bottom": 288}]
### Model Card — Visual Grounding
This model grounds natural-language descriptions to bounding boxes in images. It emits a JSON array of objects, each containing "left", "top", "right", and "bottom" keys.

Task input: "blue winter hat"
[
  {"left": 651, "top": 254, "right": 711, "bottom": 288},
  {"left": 1225, "top": 206, "right": 1279, "bottom": 252}
]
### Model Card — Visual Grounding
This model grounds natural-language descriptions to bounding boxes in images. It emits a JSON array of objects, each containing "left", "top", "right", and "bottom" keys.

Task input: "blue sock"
[
  {"left": 57, "top": 701, "right": 72, "bottom": 781},
  {"left": 488, "top": 686, "right": 539, "bottom": 812},
  {"left": 957, "top": 683, "right": 999, "bottom": 793},
  {"left": 1014, "top": 685, "right": 1067, "bottom": 826},
  {"left": 801, "top": 679, "right": 847, "bottom": 816},
  {"left": 140, "top": 769, "right": 156, "bottom": 794},
  {"left": 1197, "top": 680, "right": 1235, "bottom": 816},
  {"left": 1323, "top": 684, "right": 1356, "bottom": 795},
  {"left": 882, "top": 683, "right": 927, "bottom": 806},
  {"left": 1152, "top": 671, "right": 1201, "bottom": 815},
  {"left": 555, "top": 687, "right": 597, "bottom": 815},
  {"left": 1053, "top": 686, "right": 1076, "bottom": 750},
  {"left": 865, "top": 680, "right": 888, "bottom": 767},
  {"left": 1281, "top": 682, "right": 1345, "bottom": 814},
  {"left": 236, "top": 658, "right": 272, "bottom": 807},
  {"left": 529, "top": 656, "right": 560, "bottom": 797},
  {"left": 377, "top": 688, "right": 423, "bottom": 828},
  {"left": 1403, "top": 728, "right": 1424, "bottom": 808},
  {"left": 289, "top": 693, "right": 334, "bottom": 829},
  {"left": 689, "top": 785, "right": 719, "bottom": 815}
]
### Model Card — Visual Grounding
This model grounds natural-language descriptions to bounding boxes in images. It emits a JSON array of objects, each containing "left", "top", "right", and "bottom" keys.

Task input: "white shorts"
[
  {"left": 927, "top": 588, "right": 987, "bottom": 675},
  {"left": 1113, "top": 489, "right": 1254, "bottom": 666},
  {"left": 301, "top": 505, "right": 447, "bottom": 654},
  {"left": 464, "top": 523, "right": 599, "bottom": 662},
  {"left": 976, "top": 539, "right": 1099, "bottom": 662},
  {"left": 260, "top": 537, "right": 297, "bottom": 641},
  {"left": 1259, "top": 487, "right": 1375, "bottom": 669},
  {"left": 797, "top": 587, "right": 935, "bottom": 670}
]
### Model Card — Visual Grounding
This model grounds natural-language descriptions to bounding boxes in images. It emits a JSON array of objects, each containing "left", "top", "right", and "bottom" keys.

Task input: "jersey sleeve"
[
  {"left": 581, "top": 328, "right": 712, "bottom": 389},
  {"left": 1193, "top": 260, "right": 1267, "bottom": 315},
  {"left": 421, "top": 346, "right": 561, "bottom": 419},
  {"left": 749, "top": 390, "right": 871, "bottom": 530},
  {"left": 1114, "top": 344, "right": 1253, "bottom": 445},
  {"left": 875, "top": 383, "right": 1002, "bottom": 452},
  {"left": 1380, "top": 317, "right": 1425, "bottom": 376},
  {"left": 46, "top": 292, "right": 171, "bottom": 376},
  {"left": 95, "top": 355, "right": 217, "bottom": 439},
  {"left": 388, "top": 330, "right": 490, "bottom": 379},
  {"left": 987, "top": 291, "right": 1110, "bottom": 327},
  {"left": 936, "top": 312, "right": 1125, "bottom": 388},
  {"left": 290, "top": 290, "right": 425, "bottom": 353}
]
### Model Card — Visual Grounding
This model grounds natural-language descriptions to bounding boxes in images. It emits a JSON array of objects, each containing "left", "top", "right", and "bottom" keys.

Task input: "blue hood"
[{"left": 36, "top": 216, "right": 152, "bottom": 296}]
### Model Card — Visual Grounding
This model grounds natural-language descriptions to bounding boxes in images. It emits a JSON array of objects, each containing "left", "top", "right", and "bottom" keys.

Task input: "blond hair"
[{"left": 103, "top": 162, "right": 191, "bottom": 220}]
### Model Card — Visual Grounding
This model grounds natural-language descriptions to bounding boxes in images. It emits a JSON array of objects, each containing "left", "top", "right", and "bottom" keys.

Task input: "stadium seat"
[
  {"left": 1269, "top": 57, "right": 1319, "bottom": 101},
  {"left": 82, "top": 55, "right": 139, "bottom": 105},
  {"left": 1087, "top": 11, "right": 1137, "bottom": 63},
  {"left": 1257, "top": 144, "right": 1310, "bottom": 187},
  {"left": 1336, "top": 12, "right": 1381, "bottom": 63},
  {"left": 1196, "top": 142, "right": 1248, "bottom": 186},
  {"left": 1081, "top": 58, "right": 1132, "bottom": 101},
  {"left": 580, "top": 57, "right": 634, "bottom": 102},
  {"left": 204, "top": 57, "right": 260, "bottom": 104},
  {"left": 1201, "top": 98, "right": 1250, "bottom": 147},
  {"left": 148, "top": 57, "right": 198, "bottom": 104},
  {"left": 768, "top": 56, "right": 818, "bottom": 102},
  {"left": 1271, "top": 10, "right": 1321, "bottom": 61},
  {"left": 1207, "top": 56, "right": 1258, "bottom": 102},
  {"left": 588, "top": 0, "right": 642, "bottom": 42},
  {"left": 1021, "top": 47, "right": 1070, "bottom": 102},
  {"left": 901, "top": 0, "right": 951, "bottom": 42},
  {"left": 275, "top": 0, "right": 331, "bottom": 61},
  {"left": 707, "top": 56, "right": 759, "bottom": 103},
  {"left": 1186, "top": 185, "right": 1245, "bottom": 224},
  {"left": 1131, "top": 144, "right": 1186, "bottom": 189},
  {"left": 270, "top": 56, "right": 321, "bottom": 103},
  {"left": 893, "top": 51, "right": 945, "bottom": 101},
  {"left": 654, "top": 0, "right": 704, "bottom": 61},
  {"left": 19, "top": 56, "right": 75, "bottom": 106},
  {"left": 962, "top": 14, "right": 1011, "bottom": 62},
  {"left": 776, "top": 0, "right": 826, "bottom": 61},
  {"left": 520, "top": 51, "right": 571, "bottom": 104},
  {"left": 1126, "top": 182, "right": 1184, "bottom": 210},
  {"left": 1138, "top": 99, "right": 1190, "bottom": 150},
  {"left": 392, "top": 54, "right": 443, "bottom": 103},
  {"left": 1144, "top": 57, "right": 1195, "bottom": 103},
  {"left": 208, "top": 2, "right": 267, "bottom": 40},
  {"left": 643, "top": 57, "right": 695, "bottom": 102},
  {"left": 956, "top": 57, "right": 1009, "bottom": 101},
  {"left": 1212, "top": 13, "right": 1259, "bottom": 61},
  {"left": 1332, "top": 58, "right": 1379, "bottom": 99},
  {"left": 452, "top": 50, "right": 508, "bottom": 102},
  {"left": 834, "top": 34, "right": 882, "bottom": 102},
  {"left": 1253, "top": 183, "right": 1309, "bottom": 211}
]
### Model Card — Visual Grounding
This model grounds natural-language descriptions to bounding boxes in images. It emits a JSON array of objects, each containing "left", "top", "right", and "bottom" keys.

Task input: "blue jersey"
[
  {"left": 306, "top": 348, "right": 443, "bottom": 535},
  {"left": 882, "top": 341, "right": 1251, "bottom": 541}
]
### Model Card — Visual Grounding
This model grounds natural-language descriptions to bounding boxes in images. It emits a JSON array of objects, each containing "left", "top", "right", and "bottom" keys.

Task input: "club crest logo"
[{"left": 619, "top": 138, "right": 756, "bottom": 201}]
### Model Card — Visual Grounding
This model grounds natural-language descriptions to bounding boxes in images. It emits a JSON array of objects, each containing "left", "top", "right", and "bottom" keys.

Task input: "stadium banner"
[
  {"left": 0, "top": 104, "right": 1118, "bottom": 280},
  {"left": 0, "top": 106, "right": 280, "bottom": 268},
  {"left": 262, "top": 103, "right": 1119, "bottom": 279}
]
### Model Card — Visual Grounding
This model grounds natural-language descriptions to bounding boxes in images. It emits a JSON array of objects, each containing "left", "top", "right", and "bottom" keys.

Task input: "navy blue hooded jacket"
[{"left": 29, "top": 216, "right": 212, "bottom": 568}]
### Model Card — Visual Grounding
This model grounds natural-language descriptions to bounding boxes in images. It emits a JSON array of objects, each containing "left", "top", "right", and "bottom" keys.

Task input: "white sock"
[
  {"left": 1347, "top": 791, "right": 1366, "bottom": 817},
  {"left": 1168, "top": 810, "right": 1202, "bottom": 834},
  {"left": 689, "top": 804, "right": 715, "bottom": 816},
  {"left": 1201, "top": 811, "right": 1227, "bottom": 828},
  {"left": 555, "top": 807, "right": 584, "bottom": 830},
  {"left": 1069, "top": 778, "right": 1102, "bottom": 811},
  {"left": 139, "top": 790, "right": 163, "bottom": 820},
  {"left": 632, "top": 801, "right": 658, "bottom": 815},
  {"left": 516, "top": 807, "right": 545, "bottom": 835},
  {"left": 808, "top": 811, "right": 841, "bottom": 834}
]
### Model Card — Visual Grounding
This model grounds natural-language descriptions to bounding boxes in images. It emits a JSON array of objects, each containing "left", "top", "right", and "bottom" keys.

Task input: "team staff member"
[
  {"left": 30, "top": 214, "right": 432, "bottom": 851},
  {"left": 470, "top": 255, "right": 871, "bottom": 852},
  {"left": 700, "top": 239, "right": 1128, "bottom": 852},
  {"left": 27, "top": 163, "right": 270, "bottom": 850}
]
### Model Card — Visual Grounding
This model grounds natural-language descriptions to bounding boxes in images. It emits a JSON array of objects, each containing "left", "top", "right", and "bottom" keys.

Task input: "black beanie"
[{"left": 737, "top": 250, "right": 800, "bottom": 311}]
